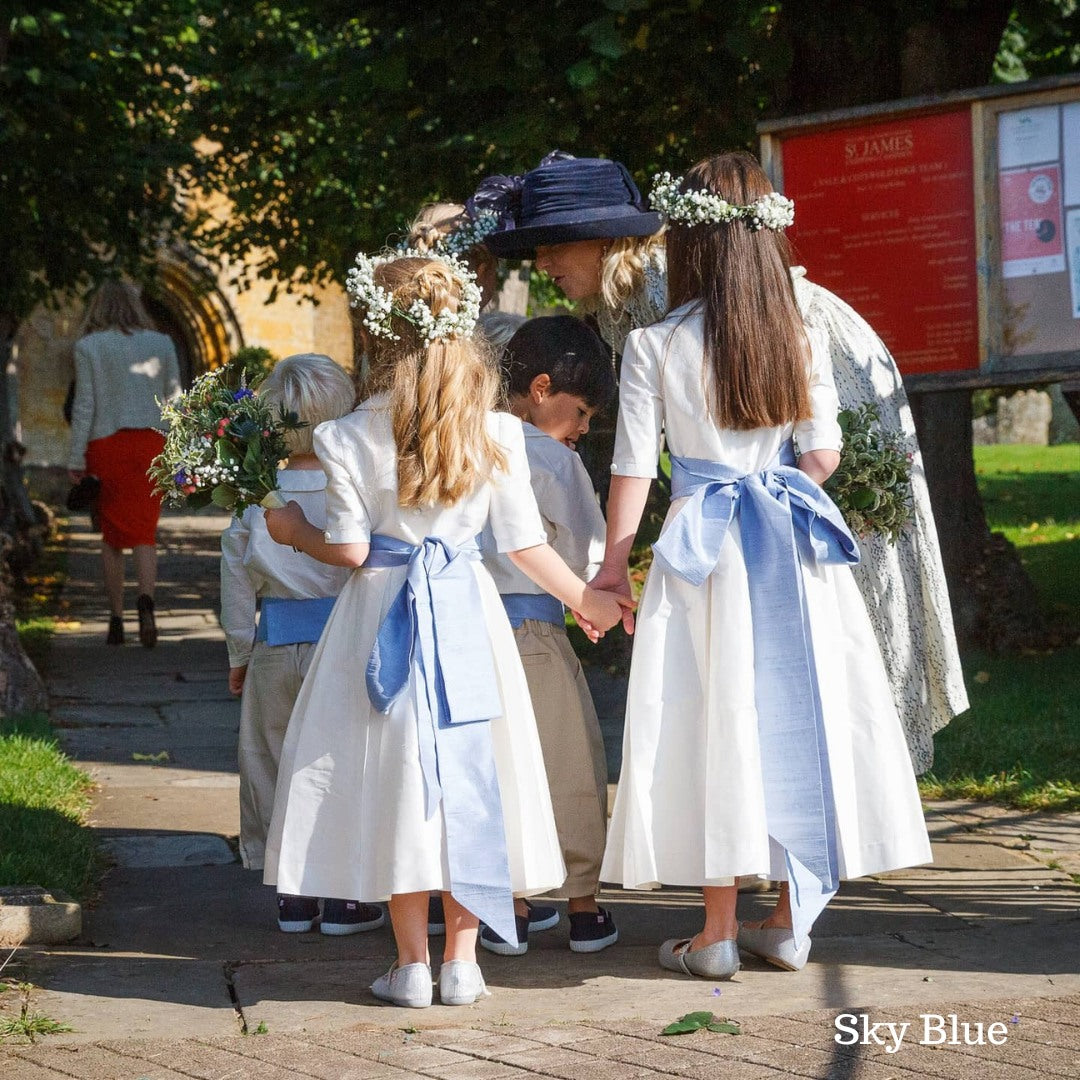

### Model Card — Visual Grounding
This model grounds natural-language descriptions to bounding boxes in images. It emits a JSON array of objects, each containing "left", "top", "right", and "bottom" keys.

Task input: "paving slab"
[{"left": 8, "top": 514, "right": 1079, "bottom": 1075}]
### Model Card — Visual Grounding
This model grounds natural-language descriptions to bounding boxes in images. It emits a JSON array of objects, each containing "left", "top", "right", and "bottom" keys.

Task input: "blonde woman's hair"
[
  {"left": 258, "top": 353, "right": 356, "bottom": 456},
  {"left": 80, "top": 280, "right": 155, "bottom": 336},
  {"left": 358, "top": 256, "right": 507, "bottom": 508},
  {"left": 597, "top": 231, "right": 666, "bottom": 310},
  {"left": 406, "top": 202, "right": 468, "bottom": 253}
]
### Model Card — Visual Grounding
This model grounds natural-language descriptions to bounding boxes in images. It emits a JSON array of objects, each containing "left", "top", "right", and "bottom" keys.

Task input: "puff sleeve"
[
  {"left": 611, "top": 327, "right": 663, "bottom": 478},
  {"left": 314, "top": 420, "right": 372, "bottom": 544},
  {"left": 794, "top": 324, "right": 843, "bottom": 455}
]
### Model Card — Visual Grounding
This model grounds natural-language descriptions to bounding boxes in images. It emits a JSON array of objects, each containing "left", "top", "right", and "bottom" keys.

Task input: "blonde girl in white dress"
[
  {"left": 595, "top": 152, "right": 931, "bottom": 979},
  {"left": 262, "top": 253, "right": 627, "bottom": 1008}
]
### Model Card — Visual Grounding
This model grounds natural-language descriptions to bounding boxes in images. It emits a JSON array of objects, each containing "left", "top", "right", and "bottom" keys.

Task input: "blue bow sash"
[
  {"left": 652, "top": 451, "right": 860, "bottom": 947},
  {"left": 364, "top": 534, "right": 515, "bottom": 945}
]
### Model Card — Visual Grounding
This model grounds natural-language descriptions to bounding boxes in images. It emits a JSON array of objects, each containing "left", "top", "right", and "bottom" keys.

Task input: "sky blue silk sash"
[
  {"left": 652, "top": 452, "right": 860, "bottom": 947},
  {"left": 501, "top": 592, "right": 565, "bottom": 629},
  {"left": 256, "top": 596, "right": 337, "bottom": 645},
  {"left": 364, "top": 534, "right": 515, "bottom": 944}
]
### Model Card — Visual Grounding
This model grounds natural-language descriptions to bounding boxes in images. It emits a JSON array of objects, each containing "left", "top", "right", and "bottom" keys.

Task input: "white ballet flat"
[
  {"left": 371, "top": 961, "right": 433, "bottom": 1007},
  {"left": 438, "top": 959, "right": 491, "bottom": 1006},
  {"left": 737, "top": 924, "right": 811, "bottom": 971}
]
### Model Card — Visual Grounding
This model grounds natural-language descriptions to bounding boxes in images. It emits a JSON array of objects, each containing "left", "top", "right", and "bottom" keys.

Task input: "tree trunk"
[{"left": 0, "top": 316, "right": 48, "bottom": 718}]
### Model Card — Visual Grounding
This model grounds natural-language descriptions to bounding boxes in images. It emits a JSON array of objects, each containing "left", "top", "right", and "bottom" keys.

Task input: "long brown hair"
[
  {"left": 666, "top": 152, "right": 811, "bottom": 430},
  {"left": 80, "top": 280, "right": 155, "bottom": 336},
  {"left": 358, "top": 257, "right": 506, "bottom": 508}
]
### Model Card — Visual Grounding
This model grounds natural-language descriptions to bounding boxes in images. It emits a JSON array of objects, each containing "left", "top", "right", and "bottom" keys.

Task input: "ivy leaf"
[
  {"left": 565, "top": 59, "right": 599, "bottom": 89},
  {"left": 707, "top": 1021, "right": 741, "bottom": 1035}
]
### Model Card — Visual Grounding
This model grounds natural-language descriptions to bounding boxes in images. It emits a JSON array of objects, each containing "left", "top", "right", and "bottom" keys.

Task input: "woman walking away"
[
  {"left": 596, "top": 152, "right": 931, "bottom": 978},
  {"left": 68, "top": 281, "right": 181, "bottom": 647}
]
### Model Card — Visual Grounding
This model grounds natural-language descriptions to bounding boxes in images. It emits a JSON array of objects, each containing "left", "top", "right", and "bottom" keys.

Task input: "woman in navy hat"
[{"left": 473, "top": 150, "right": 967, "bottom": 781}]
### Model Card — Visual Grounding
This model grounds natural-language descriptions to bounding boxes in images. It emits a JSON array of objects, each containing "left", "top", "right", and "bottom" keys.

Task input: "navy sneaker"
[
  {"left": 568, "top": 907, "right": 619, "bottom": 953},
  {"left": 524, "top": 901, "right": 560, "bottom": 932},
  {"left": 320, "top": 899, "right": 386, "bottom": 935},
  {"left": 480, "top": 912, "right": 530, "bottom": 956},
  {"left": 277, "top": 894, "right": 319, "bottom": 933},
  {"left": 428, "top": 894, "right": 446, "bottom": 935}
]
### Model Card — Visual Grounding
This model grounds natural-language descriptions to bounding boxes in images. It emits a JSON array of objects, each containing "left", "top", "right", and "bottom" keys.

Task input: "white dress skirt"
[
  {"left": 264, "top": 397, "right": 566, "bottom": 902},
  {"left": 600, "top": 307, "right": 933, "bottom": 889}
]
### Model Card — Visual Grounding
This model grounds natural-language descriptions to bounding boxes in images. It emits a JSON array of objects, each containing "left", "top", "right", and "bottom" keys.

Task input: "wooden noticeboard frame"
[{"left": 759, "top": 74, "right": 1080, "bottom": 392}]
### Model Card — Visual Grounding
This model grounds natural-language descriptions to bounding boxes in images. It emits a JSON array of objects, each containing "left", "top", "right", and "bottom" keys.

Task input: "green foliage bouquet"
[
  {"left": 149, "top": 369, "right": 305, "bottom": 514},
  {"left": 823, "top": 403, "right": 913, "bottom": 543}
]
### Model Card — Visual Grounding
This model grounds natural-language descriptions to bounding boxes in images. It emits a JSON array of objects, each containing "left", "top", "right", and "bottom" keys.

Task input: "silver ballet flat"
[
  {"left": 736, "top": 924, "right": 811, "bottom": 971},
  {"left": 371, "top": 961, "right": 433, "bottom": 1007},
  {"left": 658, "top": 937, "right": 740, "bottom": 979},
  {"left": 438, "top": 959, "right": 492, "bottom": 1005}
]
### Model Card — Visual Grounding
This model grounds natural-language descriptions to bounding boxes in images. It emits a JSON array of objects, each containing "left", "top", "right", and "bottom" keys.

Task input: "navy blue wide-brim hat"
[{"left": 481, "top": 155, "right": 663, "bottom": 259}]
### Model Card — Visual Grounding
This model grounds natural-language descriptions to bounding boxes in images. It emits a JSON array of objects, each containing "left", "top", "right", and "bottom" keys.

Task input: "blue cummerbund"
[
  {"left": 501, "top": 592, "right": 565, "bottom": 630},
  {"left": 255, "top": 596, "right": 337, "bottom": 646}
]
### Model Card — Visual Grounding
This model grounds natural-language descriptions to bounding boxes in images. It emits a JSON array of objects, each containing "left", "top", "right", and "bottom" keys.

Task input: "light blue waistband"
[
  {"left": 501, "top": 592, "right": 565, "bottom": 629},
  {"left": 255, "top": 596, "right": 337, "bottom": 645}
]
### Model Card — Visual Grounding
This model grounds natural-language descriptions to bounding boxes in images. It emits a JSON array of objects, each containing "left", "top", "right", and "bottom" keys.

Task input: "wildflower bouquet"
[
  {"left": 149, "top": 369, "right": 306, "bottom": 514},
  {"left": 823, "top": 403, "right": 913, "bottom": 543}
]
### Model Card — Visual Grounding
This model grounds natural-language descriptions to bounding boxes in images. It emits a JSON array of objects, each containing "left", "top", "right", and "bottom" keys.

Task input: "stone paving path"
[{"left": 2, "top": 513, "right": 1079, "bottom": 1078}]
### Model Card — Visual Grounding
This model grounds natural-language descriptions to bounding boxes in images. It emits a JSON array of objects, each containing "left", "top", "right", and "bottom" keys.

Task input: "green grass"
[
  {"left": 0, "top": 713, "right": 101, "bottom": 903},
  {"left": 920, "top": 443, "right": 1079, "bottom": 811}
]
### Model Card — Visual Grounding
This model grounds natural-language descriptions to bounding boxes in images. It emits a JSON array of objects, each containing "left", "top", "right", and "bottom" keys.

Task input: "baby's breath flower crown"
[
  {"left": 345, "top": 249, "right": 482, "bottom": 344},
  {"left": 435, "top": 211, "right": 501, "bottom": 258},
  {"left": 649, "top": 172, "right": 795, "bottom": 232}
]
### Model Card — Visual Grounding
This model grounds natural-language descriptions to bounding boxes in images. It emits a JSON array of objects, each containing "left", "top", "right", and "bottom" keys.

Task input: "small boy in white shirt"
[
  {"left": 220, "top": 353, "right": 384, "bottom": 935},
  {"left": 481, "top": 316, "right": 619, "bottom": 955}
]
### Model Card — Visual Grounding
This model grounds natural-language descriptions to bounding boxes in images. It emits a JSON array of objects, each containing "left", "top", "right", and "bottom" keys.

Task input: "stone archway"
[{"left": 151, "top": 250, "right": 244, "bottom": 387}]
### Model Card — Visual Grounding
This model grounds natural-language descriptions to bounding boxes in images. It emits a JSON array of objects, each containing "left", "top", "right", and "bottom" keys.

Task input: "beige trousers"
[
  {"left": 515, "top": 619, "right": 608, "bottom": 898},
  {"left": 238, "top": 640, "right": 316, "bottom": 871}
]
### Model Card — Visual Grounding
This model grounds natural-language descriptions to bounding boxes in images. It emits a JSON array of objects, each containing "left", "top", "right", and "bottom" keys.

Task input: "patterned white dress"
[{"left": 595, "top": 253, "right": 968, "bottom": 774}]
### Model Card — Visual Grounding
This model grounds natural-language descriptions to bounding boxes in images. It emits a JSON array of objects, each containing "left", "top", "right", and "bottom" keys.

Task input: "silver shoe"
[
  {"left": 371, "top": 961, "right": 433, "bottom": 1007},
  {"left": 438, "top": 959, "right": 491, "bottom": 1005},
  {"left": 737, "top": 924, "right": 811, "bottom": 971},
  {"left": 658, "top": 937, "right": 740, "bottom": 979}
]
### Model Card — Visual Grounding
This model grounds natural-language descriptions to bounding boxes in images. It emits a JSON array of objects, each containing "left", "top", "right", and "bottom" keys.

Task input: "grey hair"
[{"left": 258, "top": 353, "right": 356, "bottom": 456}]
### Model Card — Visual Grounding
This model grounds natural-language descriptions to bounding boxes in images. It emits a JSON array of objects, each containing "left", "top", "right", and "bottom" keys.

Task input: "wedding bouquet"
[
  {"left": 149, "top": 369, "right": 306, "bottom": 514},
  {"left": 823, "top": 403, "right": 913, "bottom": 543}
]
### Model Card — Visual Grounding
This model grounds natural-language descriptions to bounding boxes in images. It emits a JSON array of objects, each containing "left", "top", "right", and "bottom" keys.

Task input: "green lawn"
[
  {"left": 0, "top": 712, "right": 101, "bottom": 902},
  {"left": 920, "top": 443, "right": 1080, "bottom": 811}
]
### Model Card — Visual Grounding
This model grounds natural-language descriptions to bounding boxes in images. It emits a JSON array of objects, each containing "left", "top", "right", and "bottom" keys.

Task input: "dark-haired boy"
[{"left": 481, "top": 316, "right": 619, "bottom": 956}]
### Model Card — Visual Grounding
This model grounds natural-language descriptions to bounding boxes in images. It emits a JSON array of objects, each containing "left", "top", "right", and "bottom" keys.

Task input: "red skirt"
[{"left": 85, "top": 428, "right": 166, "bottom": 549}]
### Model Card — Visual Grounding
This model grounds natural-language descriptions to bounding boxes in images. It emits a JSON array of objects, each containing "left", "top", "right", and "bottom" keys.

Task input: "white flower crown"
[
  {"left": 436, "top": 211, "right": 501, "bottom": 257},
  {"left": 649, "top": 172, "right": 795, "bottom": 232},
  {"left": 345, "top": 249, "right": 482, "bottom": 344}
]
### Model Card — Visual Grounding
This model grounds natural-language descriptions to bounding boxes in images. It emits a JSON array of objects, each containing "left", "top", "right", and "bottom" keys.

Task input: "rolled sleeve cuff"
[
  {"left": 610, "top": 460, "right": 659, "bottom": 478},
  {"left": 496, "top": 527, "right": 548, "bottom": 555},
  {"left": 322, "top": 526, "right": 370, "bottom": 544},
  {"left": 795, "top": 422, "right": 843, "bottom": 455}
]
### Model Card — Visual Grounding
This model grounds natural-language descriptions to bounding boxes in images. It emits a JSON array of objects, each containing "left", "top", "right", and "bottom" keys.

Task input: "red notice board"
[{"left": 780, "top": 109, "right": 979, "bottom": 376}]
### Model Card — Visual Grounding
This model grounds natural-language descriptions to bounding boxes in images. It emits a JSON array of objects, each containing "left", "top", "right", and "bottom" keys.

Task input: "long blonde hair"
[
  {"left": 358, "top": 257, "right": 507, "bottom": 508},
  {"left": 80, "top": 280, "right": 155, "bottom": 336}
]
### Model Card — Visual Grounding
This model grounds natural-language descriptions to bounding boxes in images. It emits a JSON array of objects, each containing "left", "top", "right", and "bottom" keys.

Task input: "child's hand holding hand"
[
  {"left": 576, "top": 585, "right": 636, "bottom": 639},
  {"left": 264, "top": 501, "right": 308, "bottom": 549}
]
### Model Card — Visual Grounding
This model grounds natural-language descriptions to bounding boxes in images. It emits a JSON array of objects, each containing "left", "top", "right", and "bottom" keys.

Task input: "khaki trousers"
[
  {"left": 515, "top": 619, "right": 608, "bottom": 898},
  {"left": 238, "top": 640, "right": 316, "bottom": 871}
]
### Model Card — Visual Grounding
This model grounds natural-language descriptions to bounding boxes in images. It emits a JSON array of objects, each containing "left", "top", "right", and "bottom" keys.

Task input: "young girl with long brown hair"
[
  {"left": 262, "top": 253, "right": 626, "bottom": 1007},
  {"left": 596, "top": 152, "right": 931, "bottom": 978}
]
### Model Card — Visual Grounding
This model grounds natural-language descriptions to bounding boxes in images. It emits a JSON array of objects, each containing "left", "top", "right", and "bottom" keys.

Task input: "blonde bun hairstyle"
[{"left": 360, "top": 256, "right": 506, "bottom": 509}]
